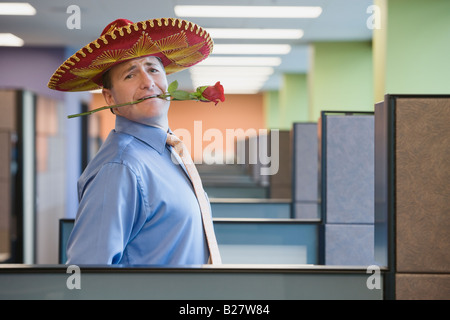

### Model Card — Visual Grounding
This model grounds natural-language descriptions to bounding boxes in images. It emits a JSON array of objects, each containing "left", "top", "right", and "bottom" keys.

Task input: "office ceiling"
[{"left": 0, "top": 0, "right": 374, "bottom": 92}]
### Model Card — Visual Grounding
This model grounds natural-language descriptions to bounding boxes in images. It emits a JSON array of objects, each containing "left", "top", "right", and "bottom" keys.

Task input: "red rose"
[{"left": 201, "top": 81, "right": 225, "bottom": 105}]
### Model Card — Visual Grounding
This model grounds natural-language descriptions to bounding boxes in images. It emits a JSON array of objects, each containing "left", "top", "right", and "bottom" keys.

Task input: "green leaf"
[
  {"left": 167, "top": 80, "right": 178, "bottom": 93},
  {"left": 170, "top": 90, "right": 191, "bottom": 100}
]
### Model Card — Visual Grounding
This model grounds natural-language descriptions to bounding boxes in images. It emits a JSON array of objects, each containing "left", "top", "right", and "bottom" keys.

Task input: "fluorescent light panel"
[
  {"left": 213, "top": 44, "right": 291, "bottom": 55},
  {"left": 192, "top": 82, "right": 262, "bottom": 95},
  {"left": 191, "top": 77, "right": 269, "bottom": 86},
  {"left": 190, "top": 66, "right": 274, "bottom": 76},
  {"left": 192, "top": 73, "right": 268, "bottom": 82},
  {"left": 0, "top": 2, "right": 36, "bottom": 15},
  {"left": 218, "top": 88, "right": 260, "bottom": 94},
  {"left": 207, "top": 28, "right": 303, "bottom": 39},
  {"left": 0, "top": 33, "right": 24, "bottom": 46},
  {"left": 191, "top": 73, "right": 270, "bottom": 94},
  {"left": 197, "top": 57, "right": 282, "bottom": 67},
  {"left": 175, "top": 5, "right": 322, "bottom": 18}
]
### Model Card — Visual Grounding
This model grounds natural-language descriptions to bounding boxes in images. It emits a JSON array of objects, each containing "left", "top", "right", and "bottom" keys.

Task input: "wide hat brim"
[{"left": 48, "top": 18, "right": 213, "bottom": 92}]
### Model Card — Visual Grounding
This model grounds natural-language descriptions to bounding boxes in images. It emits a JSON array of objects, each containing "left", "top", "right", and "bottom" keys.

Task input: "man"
[{"left": 48, "top": 18, "right": 221, "bottom": 265}]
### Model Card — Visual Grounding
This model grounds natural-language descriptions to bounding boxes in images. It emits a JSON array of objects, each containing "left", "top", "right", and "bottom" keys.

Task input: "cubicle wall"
[
  {"left": 0, "top": 90, "right": 17, "bottom": 263},
  {"left": 292, "top": 123, "right": 319, "bottom": 219},
  {"left": 59, "top": 217, "right": 318, "bottom": 265},
  {"left": 319, "top": 112, "right": 376, "bottom": 266},
  {"left": 35, "top": 95, "right": 67, "bottom": 264},
  {"left": 0, "top": 89, "right": 66, "bottom": 265},
  {"left": 375, "top": 94, "right": 450, "bottom": 300},
  {"left": 268, "top": 130, "right": 291, "bottom": 199},
  {"left": 0, "top": 265, "right": 384, "bottom": 300},
  {"left": 0, "top": 90, "right": 36, "bottom": 264}
]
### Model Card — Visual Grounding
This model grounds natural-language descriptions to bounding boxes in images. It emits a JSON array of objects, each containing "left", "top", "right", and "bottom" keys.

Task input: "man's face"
[{"left": 102, "top": 56, "right": 170, "bottom": 128}]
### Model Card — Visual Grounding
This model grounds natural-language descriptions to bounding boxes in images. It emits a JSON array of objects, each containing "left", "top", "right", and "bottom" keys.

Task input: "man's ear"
[{"left": 102, "top": 88, "right": 115, "bottom": 106}]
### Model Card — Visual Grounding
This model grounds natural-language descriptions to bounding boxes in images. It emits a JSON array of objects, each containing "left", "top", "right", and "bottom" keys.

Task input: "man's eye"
[{"left": 125, "top": 74, "right": 134, "bottom": 79}]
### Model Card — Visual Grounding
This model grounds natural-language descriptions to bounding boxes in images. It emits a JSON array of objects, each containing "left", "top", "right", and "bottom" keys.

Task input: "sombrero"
[{"left": 48, "top": 18, "right": 213, "bottom": 92}]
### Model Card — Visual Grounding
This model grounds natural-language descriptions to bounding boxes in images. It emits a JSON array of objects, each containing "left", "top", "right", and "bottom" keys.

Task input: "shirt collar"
[{"left": 114, "top": 115, "right": 168, "bottom": 154}]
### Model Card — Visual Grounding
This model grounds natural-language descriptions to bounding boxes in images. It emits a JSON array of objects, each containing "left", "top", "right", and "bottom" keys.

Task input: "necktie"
[{"left": 166, "top": 133, "right": 222, "bottom": 264}]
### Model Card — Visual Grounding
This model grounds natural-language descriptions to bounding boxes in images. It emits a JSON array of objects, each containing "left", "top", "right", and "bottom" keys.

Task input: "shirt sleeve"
[{"left": 66, "top": 162, "right": 141, "bottom": 265}]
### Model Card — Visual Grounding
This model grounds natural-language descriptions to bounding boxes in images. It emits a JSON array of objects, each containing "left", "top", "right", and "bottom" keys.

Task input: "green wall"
[
  {"left": 308, "top": 41, "right": 374, "bottom": 122},
  {"left": 384, "top": 0, "right": 450, "bottom": 95},
  {"left": 264, "top": 0, "right": 450, "bottom": 129},
  {"left": 263, "top": 90, "right": 280, "bottom": 129},
  {"left": 279, "top": 73, "right": 308, "bottom": 128},
  {"left": 264, "top": 74, "right": 308, "bottom": 130}
]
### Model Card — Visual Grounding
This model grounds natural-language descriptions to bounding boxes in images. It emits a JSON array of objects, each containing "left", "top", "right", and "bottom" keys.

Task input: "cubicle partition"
[
  {"left": 268, "top": 130, "right": 292, "bottom": 199},
  {"left": 59, "top": 217, "right": 319, "bottom": 265},
  {"left": 0, "top": 264, "right": 384, "bottom": 300},
  {"left": 374, "top": 94, "right": 450, "bottom": 300},
  {"left": 292, "top": 123, "right": 320, "bottom": 220},
  {"left": 0, "top": 89, "right": 37, "bottom": 264},
  {"left": 319, "top": 111, "right": 376, "bottom": 266},
  {"left": 0, "top": 89, "right": 67, "bottom": 265}
]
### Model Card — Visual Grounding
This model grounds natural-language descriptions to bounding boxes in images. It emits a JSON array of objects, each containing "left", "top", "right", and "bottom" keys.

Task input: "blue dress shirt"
[{"left": 66, "top": 116, "right": 209, "bottom": 265}]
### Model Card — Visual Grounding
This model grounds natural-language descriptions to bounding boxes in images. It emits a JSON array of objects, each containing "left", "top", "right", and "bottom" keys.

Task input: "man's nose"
[{"left": 139, "top": 70, "right": 155, "bottom": 89}]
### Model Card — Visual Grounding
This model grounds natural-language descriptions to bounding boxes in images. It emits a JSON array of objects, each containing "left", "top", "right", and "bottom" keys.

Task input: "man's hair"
[{"left": 102, "top": 69, "right": 112, "bottom": 89}]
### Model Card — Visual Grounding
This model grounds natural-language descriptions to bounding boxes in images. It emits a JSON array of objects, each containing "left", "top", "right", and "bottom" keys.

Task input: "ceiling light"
[
  {"left": 192, "top": 79, "right": 263, "bottom": 94},
  {"left": 213, "top": 44, "right": 291, "bottom": 55},
  {"left": 174, "top": 5, "right": 322, "bottom": 18},
  {"left": 207, "top": 28, "right": 303, "bottom": 39},
  {"left": 197, "top": 57, "right": 282, "bottom": 67},
  {"left": 225, "top": 90, "right": 260, "bottom": 94},
  {"left": 191, "top": 72, "right": 271, "bottom": 95},
  {"left": 190, "top": 66, "right": 274, "bottom": 76},
  {"left": 191, "top": 76, "right": 270, "bottom": 86},
  {"left": 0, "top": 2, "right": 36, "bottom": 15},
  {"left": 0, "top": 33, "right": 24, "bottom": 46}
]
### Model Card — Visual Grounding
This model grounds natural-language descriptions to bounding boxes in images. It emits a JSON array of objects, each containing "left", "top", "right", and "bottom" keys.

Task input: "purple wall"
[{"left": 0, "top": 46, "right": 66, "bottom": 101}]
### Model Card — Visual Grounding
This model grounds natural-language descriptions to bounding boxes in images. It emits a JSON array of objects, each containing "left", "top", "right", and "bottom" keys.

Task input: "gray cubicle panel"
[
  {"left": 215, "top": 219, "right": 318, "bottom": 265},
  {"left": 204, "top": 185, "right": 268, "bottom": 198},
  {"left": 292, "top": 123, "right": 319, "bottom": 219},
  {"left": 374, "top": 94, "right": 450, "bottom": 300},
  {"left": 210, "top": 199, "right": 291, "bottom": 219},
  {"left": 319, "top": 111, "right": 376, "bottom": 266},
  {"left": 0, "top": 264, "right": 384, "bottom": 300}
]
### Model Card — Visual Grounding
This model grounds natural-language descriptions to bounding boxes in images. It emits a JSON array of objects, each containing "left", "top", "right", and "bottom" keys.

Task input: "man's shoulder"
[
  {"left": 79, "top": 130, "right": 160, "bottom": 182},
  {"left": 94, "top": 130, "right": 136, "bottom": 163}
]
